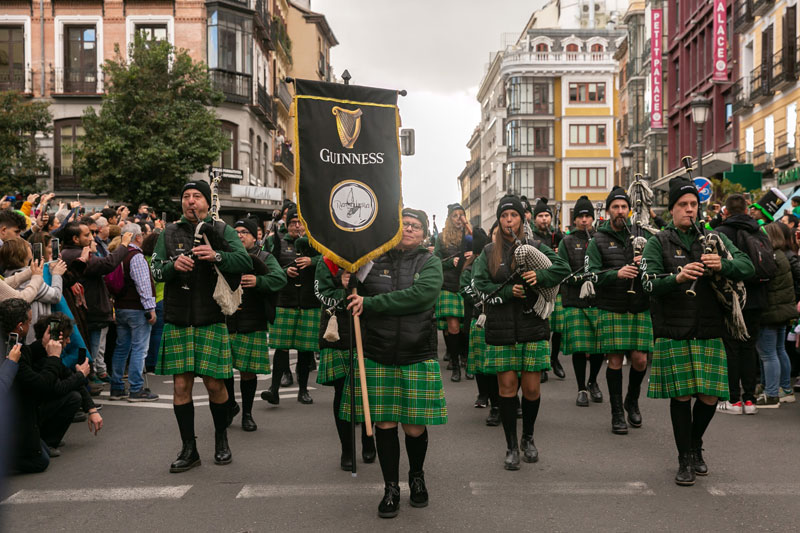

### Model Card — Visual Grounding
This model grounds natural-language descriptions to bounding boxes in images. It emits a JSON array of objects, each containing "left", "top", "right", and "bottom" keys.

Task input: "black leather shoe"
[
  {"left": 260, "top": 386, "right": 280, "bottom": 405},
  {"left": 692, "top": 446, "right": 708, "bottom": 476},
  {"left": 241, "top": 413, "right": 257, "bottom": 432},
  {"left": 281, "top": 371, "right": 293, "bottom": 387},
  {"left": 474, "top": 395, "right": 488, "bottom": 408},
  {"left": 362, "top": 434, "right": 376, "bottom": 463},
  {"left": 378, "top": 482, "right": 400, "bottom": 518},
  {"left": 624, "top": 394, "right": 643, "bottom": 428},
  {"left": 443, "top": 352, "right": 450, "bottom": 362},
  {"left": 227, "top": 402, "right": 240, "bottom": 427},
  {"left": 297, "top": 390, "right": 313, "bottom": 404},
  {"left": 214, "top": 431, "right": 232, "bottom": 465},
  {"left": 340, "top": 450, "right": 353, "bottom": 471},
  {"left": 170, "top": 439, "right": 201, "bottom": 473},
  {"left": 408, "top": 471, "right": 428, "bottom": 507},
  {"left": 451, "top": 362, "right": 461, "bottom": 382},
  {"left": 541, "top": 371, "right": 549, "bottom": 383},
  {"left": 588, "top": 381, "right": 603, "bottom": 403},
  {"left": 576, "top": 390, "right": 589, "bottom": 407},
  {"left": 485, "top": 406, "right": 500, "bottom": 426},
  {"left": 610, "top": 395, "right": 628, "bottom": 435},
  {"left": 675, "top": 452, "right": 696, "bottom": 486},
  {"left": 504, "top": 448, "right": 521, "bottom": 470},
  {"left": 520, "top": 435, "right": 539, "bottom": 463},
  {"left": 551, "top": 359, "right": 565, "bottom": 379},
  {"left": 465, "top": 371, "right": 475, "bottom": 380}
]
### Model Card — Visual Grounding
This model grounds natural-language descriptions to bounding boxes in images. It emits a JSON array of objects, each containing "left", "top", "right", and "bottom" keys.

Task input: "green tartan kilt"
[
  {"left": 648, "top": 338, "right": 729, "bottom": 400},
  {"left": 230, "top": 331, "right": 271, "bottom": 374},
  {"left": 483, "top": 340, "right": 551, "bottom": 374},
  {"left": 562, "top": 307, "right": 600, "bottom": 355},
  {"left": 466, "top": 318, "right": 488, "bottom": 374},
  {"left": 549, "top": 295, "right": 566, "bottom": 333},
  {"left": 435, "top": 290, "right": 464, "bottom": 330},
  {"left": 156, "top": 323, "right": 232, "bottom": 379},
  {"left": 596, "top": 310, "right": 654, "bottom": 353},
  {"left": 317, "top": 348, "right": 350, "bottom": 385},
  {"left": 339, "top": 357, "right": 448, "bottom": 425},
  {"left": 269, "top": 307, "right": 321, "bottom": 351}
]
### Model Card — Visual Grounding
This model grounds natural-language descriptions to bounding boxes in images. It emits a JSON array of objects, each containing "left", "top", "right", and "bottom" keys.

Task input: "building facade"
[{"left": 457, "top": 126, "right": 481, "bottom": 228}]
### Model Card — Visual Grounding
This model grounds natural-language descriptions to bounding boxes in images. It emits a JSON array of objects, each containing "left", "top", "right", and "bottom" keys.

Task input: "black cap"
[
  {"left": 447, "top": 203, "right": 465, "bottom": 216},
  {"left": 234, "top": 218, "right": 259, "bottom": 239},
  {"left": 286, "top": 209, "right": 300, "bottom": 223},
  {"left": 533, "top": 197, "right": 552, "bottom": 217},
  {"left": 667, "top": 176, "right": 700, "bottom": 211},
  {"left": 471, "top": 227, "right": 489, "bottom": 254},
  {"left": 572, "top": 195, "right": 595, "bottom": 221},
  {"left": 181, "top": 181, "right": 212, "bottom": 206},
  {"left": 752, "top": 187, "right": 789, "bottom": 221},
  {"left": 496, "top": 195, "right": 526, "bottom": 220},
  {"left": 605, "top": 186, "right": 631, "bottom": 210},
  {"left": 402, "top": 207, "right": 429, "bottom": 237}
]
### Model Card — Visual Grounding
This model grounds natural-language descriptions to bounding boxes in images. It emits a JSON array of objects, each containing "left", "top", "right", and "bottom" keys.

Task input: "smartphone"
[
  {"left": 161, "top": 211, "right": 167, "bottom": 223},
  {"left": 49, "top": 319, "right": 60, "bottom": 339},
  {"left": 51, "top": 237, "right": 60, "bottom": 259},
  {"left": 77, "top": 347, "right": 87, "bottom": 365},
  {"left": 32, "top": 242, "right": 43, "bottom": 263},
  {"left": 6, "top": 333, "right": 19, "bottom": 355}
]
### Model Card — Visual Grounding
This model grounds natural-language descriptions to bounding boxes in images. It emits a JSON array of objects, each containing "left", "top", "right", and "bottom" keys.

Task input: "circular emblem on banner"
[
  {"left": 330, "top": 180, "right": 378, "bottom": 232},
  {"left": 652, "top": 112, "right": 661, "bottom": 121},
  {"left": 715, "top": 60, "right": 726, "bottom": 72}
]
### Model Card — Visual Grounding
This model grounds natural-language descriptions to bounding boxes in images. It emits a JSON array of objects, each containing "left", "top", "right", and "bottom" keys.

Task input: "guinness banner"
[{"left": 294, "top": 79, "right": 403, "bottom": 272}]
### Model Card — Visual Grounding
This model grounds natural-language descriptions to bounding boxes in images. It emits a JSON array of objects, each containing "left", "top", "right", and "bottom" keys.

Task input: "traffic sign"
[
  {"left": 693, "top": 177, "right": 713, "bottom": 203},
  {"left": 210, "top": 167, "right": 244, "bottom": 180}
]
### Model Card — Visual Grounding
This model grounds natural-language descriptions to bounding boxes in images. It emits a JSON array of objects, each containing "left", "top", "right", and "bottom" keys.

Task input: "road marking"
[
  {"left": 469, "top": 481, "right": 655, "bottom": 496},
  {"left": 93, "top": 388, "right": 318, "bottom": 409},
  {"left": 237, "top": 483, "right": 410, "bottom": 499},
  {"left": 96, "top": 387, "right": 315, "bottom": 401},
  {"left": 707, "top": 483, "right": 800, "bottom": 496},
  {"left": 1, "top": 485, "right": 193, "bottom": 505}
]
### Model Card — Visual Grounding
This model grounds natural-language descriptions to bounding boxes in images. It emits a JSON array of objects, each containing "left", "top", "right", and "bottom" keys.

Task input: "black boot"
[
  {"left": 520, "top": 435, "right": 539, "bottom": 463},
  {"left": 297, "top": 390, "right": 313, "bottom": 404},
  {"left": 408, "top": 470, "right": 429, "bottom": 507},
  {"left": 443, "top": 333, "right": 457, "bottom": 370},
  {"left": 260, "top": 385, "right": 280, "bottom": 405},
  {"left": 169, "top": 438, "right": 201, "bottom": 473},
  {"left": 500, "top": 397, "right": 520, "bottom": 470},
  {"left": 281, "top": 370, "right": 293, "bottom": 387},
  {"left": 588, "top": 381, "right": 603, "bottom": 403},
  {"left": 551, "top": 357, "right": 565, "bottom": 379},
  {"left": 624, "top": 393, "right": 642, "bottom": 428},
  {"left": 226, "top": 402, "right": 240, "bottom": 427},
  {"left": 451, "top": 353, "right": 461, "bottom": 382},
  {"left": 241, "top": 412, "right": 257, "bottom": 432},
  {"left": 485, "top": 406, "right": 500, "bottom": 426},
  {"left": 540, "top": 370, "right": 549, "bottom": 383},
  {"left": 692, "top": 443, "right": 708, "bottom": 476},
  {"left": 362, "top": 425, "right": 376, "bottom": 463},
  {"left": 675, "top": 452, "right": 696, "bottom": 486},
  {"left": 610, "top": 394, "right": 628, "bottom": 435},
  {"left": 214, "top": 431, "right": 232, "bottom": 465},
  {"left": 378, "top": 482, "right": 400, "bottom": 518},
  {"left": 461, "top": 332, "right": 474, "bottom": 380}
]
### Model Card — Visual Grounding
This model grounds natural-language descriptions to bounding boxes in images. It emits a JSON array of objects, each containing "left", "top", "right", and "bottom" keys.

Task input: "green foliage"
[
  {"left": 711, "top": 177, "right": 763, "bottom": 203},
  {"left": 74, "top": 34, "right": 229, "bottom": 212},
  {"left": 0, "top": 91, "right": 52, "bottom": 194}
]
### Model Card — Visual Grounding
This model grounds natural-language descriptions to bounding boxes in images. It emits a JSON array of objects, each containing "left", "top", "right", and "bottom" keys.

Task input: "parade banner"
[
  {"left": 294, "top": 79, "right": 403, "bottom": 272},
  {"left": 712, "top": 0, "right": 729, "bottom": 81},
  {"left": 650, "top": 9, "right": 663, "bottom": 129}
]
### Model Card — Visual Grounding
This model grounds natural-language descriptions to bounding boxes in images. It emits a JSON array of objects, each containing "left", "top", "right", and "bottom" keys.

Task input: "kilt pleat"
[
  {"left": 269, "top": 307, "right": 321, "bottom": 351},
  {"left": 483, "top": 340, "right": 550, "bottom": 374},
  {"left": 156, "top": 323, "right": 232, "bottom": 379},
  {"left": 339, "top": 358, "right": 448, "bottom": 425},
  {"left": 317, "top": 348, "right": 351, "bottom": 385},
  {"left": 648, "top": 338, "right": 729, "bottom": 400},
  {"left": 562, "top": 307, "right": 600, "bottom": 354},
  {"left": 230, "top": 331, "right": 271, "bottom": 374},
  {"left": 549, "top": 295, "right": 566, "bottom": 333},
  {"left": 466, "top": 318, "right": 488, "bottom": 374},
  {"left": 435, "top": 290, "right": 464, "bottom": 330},
  {"left": 596, "top": 310, "right": 654, "bottom": 353}
]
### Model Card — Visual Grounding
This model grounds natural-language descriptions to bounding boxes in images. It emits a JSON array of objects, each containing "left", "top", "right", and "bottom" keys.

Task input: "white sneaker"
[
  {"left": 717, "top": 400, "right": 743, "bottom": 415},
  {"left": 779, "top": 389, "right": 796, "bottom": 403},
  {"left": 743, "top": 400, "right": 758, "bottom": 415}
]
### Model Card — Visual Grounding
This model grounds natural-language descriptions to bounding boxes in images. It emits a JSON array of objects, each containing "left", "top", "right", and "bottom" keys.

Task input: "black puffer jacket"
[
  {"left": 762, "top": 250, "right": 799, "bottom": 326},
  {"left": 717, "top": 214, "right": 768, "bottom": 310}
]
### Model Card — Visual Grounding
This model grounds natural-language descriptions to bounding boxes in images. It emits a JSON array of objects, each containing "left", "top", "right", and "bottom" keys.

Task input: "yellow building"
[{"left": 457, "top": 127, "right": 481, "bottom": 228}]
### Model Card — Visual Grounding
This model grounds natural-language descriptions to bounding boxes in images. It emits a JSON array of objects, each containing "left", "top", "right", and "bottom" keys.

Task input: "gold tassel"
[{"left": 323, "top": 312, "right": 340, "bottom": 342}]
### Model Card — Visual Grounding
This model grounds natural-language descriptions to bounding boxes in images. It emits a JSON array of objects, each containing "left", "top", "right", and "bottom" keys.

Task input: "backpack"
[
  {"left": 104, "top": 263, "right": 125, "bottom": 295},
  {"left": 736, "top": 228, "right": 778, "bottom": 281}
]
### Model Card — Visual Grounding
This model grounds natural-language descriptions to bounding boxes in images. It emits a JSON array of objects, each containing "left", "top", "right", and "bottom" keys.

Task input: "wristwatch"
[{"left": 214, "top": 252, "right": 222, "bottom": 263}]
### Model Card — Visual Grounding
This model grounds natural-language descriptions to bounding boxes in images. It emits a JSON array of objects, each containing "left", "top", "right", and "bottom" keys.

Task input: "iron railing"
[
  {"left": 0, "top": 67, "right": 30, "bottom": 92},
  {"left": 276, "top": 79, "right": 292, "bottom": 110},
  {"left": 732, "top": 76, "right": 753, "bottom": 115},
  {"left": 210, "top": 69, "right": 252, "bottom": 104},
  {"left": 274, "top": 144, "right": 294, "bottom": 174},
  {"left": 52, "top": 67, "right": 103, "bottom": 94},
  {"left": 734, "top": 0, "right": 755, "bottom": 32}
]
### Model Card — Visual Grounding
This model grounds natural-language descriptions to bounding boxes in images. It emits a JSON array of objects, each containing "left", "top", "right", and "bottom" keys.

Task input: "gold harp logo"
[{"left": 332, "top": 106, "right": 363, "bottom": 149}]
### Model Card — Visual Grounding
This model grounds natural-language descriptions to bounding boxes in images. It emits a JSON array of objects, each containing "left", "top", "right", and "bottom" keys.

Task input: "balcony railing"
[
  {"left": 752, "top": 0, "right": 774, "bottom": 17},
  {"left": 752, "top": 144, "right": 774, "bottom": 172},
  {"left": 775, "top": 142, "right": 797, "bottom": 168},
  {"left": 508, "top": 101, "right": 554, "bottom": 116},
  {"left": 254, "top": 83, "right": 277, "bottom": 129},
  {"left": 508, "top": 143, "right": 554, "bottom": 157},
  {"left": 732, "top": 76, "right": 753, "bottom": 116},
  {"left": 0, "top": 67, "right": 31, "bottom": 93},
  {"left": 736, "top": 151, "right": 754, "bottom": 164},
  {"left": 274, "top": 144, "right": 294, "bottom": 175},
  {"left": 54, "top": 167, "right": 81, "bottom": 190},
  {"left": 626, "top": 56, "right": 646, "bottom": 79},
  {"left": 276, "top": 80, "right": 292, "bottom": 111},
  {"left": 273, "top": 16, "right": 292, "bottom": 62},
  {"left": 210, "top": 69, "right": 252, "bottom": 104},
  {"left": 503, "top": 50, "right": 615, "bottom": 67},
  {"left": 52, "top": 67, "right": 103, "bottom": 95},
  {"left": 750, "top": 64, "right": 773, "bottom": 103},
  {"left": 254, "top": 0, "right": 275, "bottom": 50},
  {"left": 772, "top": 47, "right": 798, "bottom": 90},
  {"left": 734, "top": 0, "right": 755, "bottom": 32}
]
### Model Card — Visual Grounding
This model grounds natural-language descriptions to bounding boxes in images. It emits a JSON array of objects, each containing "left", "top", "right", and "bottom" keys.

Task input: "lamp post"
[
  {"left": 690, "top": 94, "right": 712, "bottom": 177},
  {"left": 621, "top": 148, "right": 633, "bottom": 187}
]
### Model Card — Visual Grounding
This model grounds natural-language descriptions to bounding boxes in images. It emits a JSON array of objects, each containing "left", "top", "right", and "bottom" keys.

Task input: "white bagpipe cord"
[{"left": 209, "top": 174, "right": 222, "bottom": 222}]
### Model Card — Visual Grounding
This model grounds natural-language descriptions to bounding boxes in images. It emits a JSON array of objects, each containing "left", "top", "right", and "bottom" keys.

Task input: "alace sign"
[
  {"left": 713, "top": 0, "right": 728, "bottom": 82},
  {"left": 651, "top": 9, "right": 663, "bottom": 129}
]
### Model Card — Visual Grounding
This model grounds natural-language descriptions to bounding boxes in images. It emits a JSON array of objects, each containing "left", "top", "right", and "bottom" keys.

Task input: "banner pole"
[
  {"left": 348, "top": 305, "right": 356, "bottom": 476},
  {"left": 351, "top": 287, "right": 373, "bottom": 436}
]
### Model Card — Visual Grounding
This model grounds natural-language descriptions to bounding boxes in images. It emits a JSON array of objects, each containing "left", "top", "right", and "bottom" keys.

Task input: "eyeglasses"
[
  {"left": 90, "top": 230, "right": 99, "bottom": 235},
  {"left": 288, "top": 221, "right": 303, "bottom": 227},
  {"left": 235, "top": 229, "right": 251, "bottom": 235},
  {"left": 402, "top": 222, "right": 423, "bottom": 231}
]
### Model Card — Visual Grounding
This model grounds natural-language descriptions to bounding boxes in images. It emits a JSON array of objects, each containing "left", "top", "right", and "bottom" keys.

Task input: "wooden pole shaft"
[{"left": 351, "top": 287, "right": 372, "bottom": 436}]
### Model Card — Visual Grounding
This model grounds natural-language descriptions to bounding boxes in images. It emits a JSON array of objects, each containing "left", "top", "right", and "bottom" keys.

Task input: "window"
[
  {"left": 507, "top": 77, "right": 552, "bottom": 114},
  {"left": 566, "top": 43, "right": 579, "bottom": 52},
  {"left": 569, "top": 82, "right": 606, "bottom": 103},
  {"left": 725, "top": 98, "right": 733, "bottom": 144},
  {"left": 506, "top": 162, "right": 554, "bottom": 199},
  {"left": 65, "top": 26, "right": 97, "bottom": 93},
  {"left": 765, "top": 115, "right": 775, "bottom": 154},
  {"left": 506, "top": 120, "right": 553, "bottom": 156},
  {"left": 788, "top": 103, "right": 797, "bottom": 149},
  {"left": 248, "top": 129, "right": 254, "bottom": 183},
  {"left": 535, "top": 43, "right": 549, "bottom": 52},
  {"left": 136, "top": 23, "right": 167, "bottom": 41},
  {"left": 214, "top": 121, "right": 238, "bottom": 169},
  {"left": 591, "top": 43, "right": 604, "bottom": 52},
  {"left": 569, "top": 124, "right": 607, "bottom": 145},
  {"left": 207, "top": 9, "right": 252, "bottom": 74},
  {"left": 0, "top": 26, "right": 25, "bottom": 91},
  {"left": 54, "top": 118, "right": 85, "bottom": 188},
  {"left": 569, "top": 167, "right": 607, "bottom": 188},
  {"left": 255, "top": 135, "right": 261, "bottom": 184}
]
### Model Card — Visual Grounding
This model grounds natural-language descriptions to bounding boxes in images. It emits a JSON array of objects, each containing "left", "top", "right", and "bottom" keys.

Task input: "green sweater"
[
  {"left": 585, "top": 219, "right": 651, "bottom": 287},
  {"left": 362, "top": 247, "right": 443, "bottom": 316},
  {"left": 641, "top": 222, "right": 754, "bottom": 297},
  {"left": 251, "top": 248, "right": 287, "bottom": 293},
  {"left": 264, "top": 233, "right": 321, "bottom": 273},
  {"left": 314, "top": 259, "right": 346, "bottom": 310}
]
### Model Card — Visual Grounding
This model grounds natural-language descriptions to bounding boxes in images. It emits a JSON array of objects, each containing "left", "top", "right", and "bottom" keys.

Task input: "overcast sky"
[{"left": 312, "top": 0, "right": 545, "bottom": 229}]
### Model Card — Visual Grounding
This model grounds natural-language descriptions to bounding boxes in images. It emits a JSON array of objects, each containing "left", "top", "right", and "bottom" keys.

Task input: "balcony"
[
  {"left": 274, "top": 143, "right": 294, "bottom": 177},
  {"left": 508, "top": 143, "right": 554, "bottom": 158},
  {"left": 752, "top": 0, "right": 774, "bottom": 17},
  {"left": 52, "top": 67, "right": 103, "bottom": 96},
  {"left": 749, "top": 64, "right": 773, "bottom": 104},
  {"left": 752, "top": 145, "right": 774, "bottom": 173},
  {"left": 626, "top": 56, "right": 646, "bottom": 80},
  {"left": 252, "top": 83, "right": 277, "bottom": 130},
  {"left": 210, "top": 69, "right": 252, "bottom": 105},
  {"left": 273, "top": 16, "right": 292, "bottom": 63},
  {"left": 54, "top": 167, "right": 81, "bottom": 191},
  {"left": 775, "top": 142, "right": 797, "bottom": 169},
  {"left": 736, "top": 151, "right": 754, "bottom": 164},
  {"left": 734, "top": 0, "right": 755, "bottom": 33},
  {"left": 276, "top": 80, "right": 292, "bottom": 112},
  {"left": 508, "top": 101, "right": 553, "bottom": 116},
  {"left": 254, "top": 0, "right": 275, "bottom": 50},
  {"left": 0, "top": 67, "right": 31, "bottom": 93},
  {"left": 772, "top": 47, "right": 798, "bottom": 92},
  {"left": 732, "top": 77, "right": 754, "bottom": 116},
  {"left": 501, "top": 50, "right": 615, "bottom": 75}
]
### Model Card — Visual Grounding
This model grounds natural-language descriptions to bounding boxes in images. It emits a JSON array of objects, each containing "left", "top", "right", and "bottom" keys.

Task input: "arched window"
[
  {"left": 591, "top": 43, "right": 604, "bottom": 52},
  {"left": 535, "top": 43, "right": 549, "bottom": 52},
  {"left": 566, "top": 43, "right": 579, "bottom": 52}
]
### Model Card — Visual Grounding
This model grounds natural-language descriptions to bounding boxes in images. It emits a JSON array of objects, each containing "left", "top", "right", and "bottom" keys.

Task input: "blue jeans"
[
  {"left": 88, "top": 326, "right": 108, "bottom": 374},
  {"left": 111, "top": 309, "right": 152, "bottom": 393},
  {"left": 145, "top": 301, "right": 165, "bottom": 369},
  {"left": 756, "top": 326, "right": 792, "bottom": 397}
]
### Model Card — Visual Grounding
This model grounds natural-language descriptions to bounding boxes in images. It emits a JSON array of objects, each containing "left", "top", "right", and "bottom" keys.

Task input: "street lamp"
[
  {"left": 690, "top": 94, "right": 712, "bottom": 177},
  {"left": 621, "top": 148, "right": 633, "bottom": 186}
]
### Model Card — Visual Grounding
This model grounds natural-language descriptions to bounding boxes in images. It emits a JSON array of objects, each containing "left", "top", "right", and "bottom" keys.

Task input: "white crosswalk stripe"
[
  {"left": 2, "top": 486, "right": 193, "bottom": 504},
  {"left": 469, "top": 481, "right": 656, "bottom": 496}
]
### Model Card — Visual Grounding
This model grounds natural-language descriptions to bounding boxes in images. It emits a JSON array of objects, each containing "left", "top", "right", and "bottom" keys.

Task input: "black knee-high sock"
[
  {"left": 573, "top": 353, "right": 588, "bottom": 390},
  {"left": 272, "top": 350, "right": 289, "bottom": 389},
  {"left": 670, "top": 398, "right": 692, "bottom": 454},
  {"left": 498, "top": 396, "right": 518, "bottom": 449},
  {"left": 551, "top": 333, "right": 562, "bottom": 361},
  {"left": 443, "top": 333, "right": 459, "bottom": 361},
  {"left": 173, "top": 402, "right": 195, "bottom": 442},
  {"left": 628, "top": 366, "right": 647, "bottom": 398},
  {"left": 375, "top": 426, "right": 400, "bottom": 484},
  {"left": 588, "top": 354, "right": 603, "bottom": 384},
  {"left": 606, "top": 367, "right": 623, "bottom": 396},
  {"left": 521, "top": 397, "right": 541, "bottom": 437},
  {"left": 209, "top": 401, "right": 229, "bottom": 433},
  {"left": 331, "top": 379, "right": 352, "bottom": 453},
  {"left": 240, "top": 379, "right": 257, "bottom": 415},
  {"left": 224, "top": 377, "right": 236, "bottom": 408},
  {"left": 460, "top": 330, "right": 470, "bottom": 368},
  {"left": 691, "top": 399, "right": 718, "bottom": 447},
  {"left": 487, "top": 375, "right": 500, "bottom": 407},
  {"left": 475, "top": 373, "right": 490, "bottom": 398},
  {"left": 296, "top": 351, "right": 313, "bottom": 391},
  {"left": 405, "top": 428, "right": 428, "bottom": 473}
]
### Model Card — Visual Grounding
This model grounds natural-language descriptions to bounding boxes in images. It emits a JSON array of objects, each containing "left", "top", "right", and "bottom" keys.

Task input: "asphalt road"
[{"left": 3, "top": 336, "right": 800, "bottom": 532}]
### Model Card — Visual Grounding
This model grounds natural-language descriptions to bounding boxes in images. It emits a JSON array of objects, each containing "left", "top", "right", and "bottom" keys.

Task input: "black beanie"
[
  {"left": 447, "top": 203, "right": 465, "bottom": 216},
  {"left": 605, "top": 186, "right": 631, "bottom": 210},
  {"left": 234, "top": 217, "right": 259, "bottom": 239},
  {"left": 496, "top": 195, "right": 526, "bottom": 220},
  {"left": 286, "top": 209, "right": 300, "bottom": 223},
  {"left": 182, "top": 181, "right": 212, "bottom": 206},
  {"left": 572, "top": 195, "right": 595, "bottom": 221},
  {"left": 402, "top": 207, "right": 429, "bottom": 236},
  {"left": 472, "top": 227, "right": 489, "bottom": 254},
  {"left": 520, "top": 196, "right": 532, "bottom": 213},
  {"left": 533, "top": 197, "right": 552, "bottom": 217},
  {"left": 667, "top": 176, "right": 700, "bottom": 210}
]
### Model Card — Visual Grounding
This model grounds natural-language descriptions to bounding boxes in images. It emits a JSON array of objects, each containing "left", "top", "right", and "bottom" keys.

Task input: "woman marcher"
[
  {"left": 314, "top": 256, "right": 376, "bottom": 470},
  {"left": 340, "top": 208, "right": 445, "bottom": 519},
  {"left": 755, "top": 223, "right": 799, "bottom": 407},
  {"left": 472, "top": 195, "right": 570, "bottom": 470},
  {"left": 434, "top": 203, "right": 472, "bottom": 382}
]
